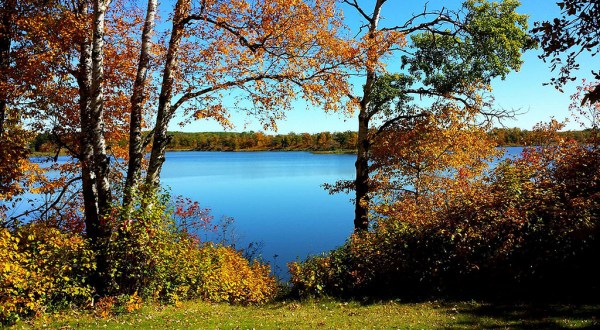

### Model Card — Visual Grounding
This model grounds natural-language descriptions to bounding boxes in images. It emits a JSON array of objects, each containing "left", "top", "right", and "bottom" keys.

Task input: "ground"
[{"left": 11, "top": 299, "right": 600, "bottom": 329}]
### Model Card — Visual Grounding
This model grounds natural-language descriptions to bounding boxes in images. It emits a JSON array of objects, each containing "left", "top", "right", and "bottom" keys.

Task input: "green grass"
[{"left": 11, "top": 299, "right": 600, "bottom": 329}]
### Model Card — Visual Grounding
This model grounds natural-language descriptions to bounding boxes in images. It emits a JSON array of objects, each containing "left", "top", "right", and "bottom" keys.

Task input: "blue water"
[
  {"left": 159, "top": 147, "right": 524, "bottom": 276},
  {"left": 160, "top": 151, "right": 356, "bottom": 276},
  {"left": 5, "top": 147, "right": 525, "bottom": 277}
]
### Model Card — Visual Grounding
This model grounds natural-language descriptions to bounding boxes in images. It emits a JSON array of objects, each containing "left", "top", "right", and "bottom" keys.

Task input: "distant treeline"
[
  {"left": 167, "top": 131, "right": 358, "bottom": 151},
  {"left": 30, "top": 128, "right": 594, "bottom": 153},
  {"left": 166, "top": 128, "right": 594, "bottom": 151},
  {"left": 488, "top": 127, "right": 594, "bottom": 146}
]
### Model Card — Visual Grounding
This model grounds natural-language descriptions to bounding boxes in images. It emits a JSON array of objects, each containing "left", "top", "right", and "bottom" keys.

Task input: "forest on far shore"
[{"left": 29, "top": 128, "right": 597, "bottom": 153}]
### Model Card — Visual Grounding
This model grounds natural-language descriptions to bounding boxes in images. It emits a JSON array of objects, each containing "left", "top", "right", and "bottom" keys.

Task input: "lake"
[
  {"left": 160, "top": 151, "right": 356, "bottom": 277},
  {"left": 6, "top": 147, "right": 525, "bottom": 278},
  {"left": 160, "top": 147, "right": 524, "bottom": 277}
]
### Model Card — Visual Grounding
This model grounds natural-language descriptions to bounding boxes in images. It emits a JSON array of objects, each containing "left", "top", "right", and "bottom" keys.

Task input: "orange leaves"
[
  {"left": 360, "top": 30, "right": 406, "bottom": 73},
  {"left": 370, "top": 100, "right": 499, "bottom": 220},
  {"left": 170, "top": 0, "right": 355, "bottom": 130},
  {"left": 192, "top": 104, "right": 233, "bottom": 129}
]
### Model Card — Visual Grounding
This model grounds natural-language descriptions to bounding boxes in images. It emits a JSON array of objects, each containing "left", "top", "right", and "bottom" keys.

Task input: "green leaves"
[{"left": 404, "top": 0, "right": 533, "bottom": 95}]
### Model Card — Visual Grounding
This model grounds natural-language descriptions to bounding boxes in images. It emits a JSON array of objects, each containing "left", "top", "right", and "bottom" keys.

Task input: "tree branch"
[
  {"left": 374, "top": 111, "right": 429, "bottom": 137},
  {"left": 8, "top": 176, "right": 82, "bottom": 223},
  {"left": 342, "top": 0, "right": 373, "bottom": 25},
  {"left": 183, "top": 14, "right": 264, "bottom": 52}
]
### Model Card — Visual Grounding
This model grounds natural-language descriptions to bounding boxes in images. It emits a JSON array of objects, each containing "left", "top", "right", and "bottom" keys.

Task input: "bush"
[
  {"left": 103, "top": 190, "right": 277, "bottom": 305},
  {"left": 290, "top": 139, "right": 600, "bottom": 300},
  {"left": 1, "top": 190, "right": 278, "bottom": 324},
  {"left": 197, "top": 244, "right": 277, "bottom": 304},
  {"left": 0, "top": 224, "right": 95, "bottom": 325}
]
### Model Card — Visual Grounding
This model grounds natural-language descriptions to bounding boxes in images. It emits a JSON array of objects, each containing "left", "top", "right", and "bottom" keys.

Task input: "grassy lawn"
[{"left": 11, "top": 299, "right": 600, "bottom": 329}]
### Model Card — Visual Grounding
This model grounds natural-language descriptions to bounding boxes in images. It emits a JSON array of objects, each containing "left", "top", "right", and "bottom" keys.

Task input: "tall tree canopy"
[
  {"left": 334, "top": 0, "right": 533, "bottom": 231},
  {"left": 2, "top": 0, "right": 355, "bottom": 293}
]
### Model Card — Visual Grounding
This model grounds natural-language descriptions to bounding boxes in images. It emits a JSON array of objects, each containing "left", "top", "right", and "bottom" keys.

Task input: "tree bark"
[
  {"left": 89, "top": 0, "right": 112, "bottom": 220},
  {"left": 353, "top": 0, "right": 384, "bottom": 232},
  {"left": 145, "top": 0, "right": 189, "bottom": 188},
  {"left": 123, "top": 0, "right": 158, "bottom": 206},
  {"left": 354, "top": 105, "right": 370, "bottom": 231},
  {"left": 74, "top": 0, "right": 102, "bottom": 242},
  {"left": 0, "top": 0, "right": 16, "bottom": 139}
]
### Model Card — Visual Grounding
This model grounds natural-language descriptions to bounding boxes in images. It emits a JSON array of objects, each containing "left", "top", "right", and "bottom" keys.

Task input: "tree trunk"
[
  {"left": 145, "top": 0, "right": 189, "bottom": 188},
  {"left": 123, "top": 0, "right": 158, "bottom": 206},
  {"left": 0, "top": 0, "right": 16, "bottom": 139},
  {"left": 352, "top": 0, "right": 384, "bottom": 232},
  {"left": 76, "top": 0, "right": 100, "bottom": 240},
  {"left": 354, "top": 105, "right": 370, "bottom": 231},
  {"left": 89, "top": 0, "right": 112, "bottom": 220}
]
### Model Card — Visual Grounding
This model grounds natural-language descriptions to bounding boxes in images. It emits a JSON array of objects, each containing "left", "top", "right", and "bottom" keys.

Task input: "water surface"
[
  {"left": 5, "top": 147, "right": 525, "bottom": 278},
  {"left": 160, "top": 147, "right": 524, "bottom": 276},
  {"left": 160, "top": 151, "right": 356, "bottom": 276}
]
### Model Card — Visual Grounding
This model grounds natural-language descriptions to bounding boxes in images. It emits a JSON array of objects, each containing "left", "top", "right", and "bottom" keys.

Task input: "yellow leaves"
[
  {"left": 0, "top": 224, "right": 95, "bottom": 325},
  {"left": 197, "top": 244, "right": 277, "bottom": 304}
]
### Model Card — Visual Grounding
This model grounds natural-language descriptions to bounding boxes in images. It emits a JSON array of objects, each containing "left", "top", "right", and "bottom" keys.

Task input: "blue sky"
[{"left": 170, "top": 0, "right": 596, "bottom": 134}]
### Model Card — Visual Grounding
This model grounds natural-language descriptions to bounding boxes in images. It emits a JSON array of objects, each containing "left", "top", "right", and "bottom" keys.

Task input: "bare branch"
[
  {"left": 184, "top": 14, "right": 264, "bottom": 52},
  {"left": 8, "top": 176, "right": 82, "bottom": 223},
  {"left": 171, "top": 73, "right": 290, "bottom": 112},
  {"left": 374, "top": 111, "right": 429, "bottom": 138},
  {"left": 342, "top": 0, "right": 373, "bottom": 25},
  {"left": 381, "top": 5, "right": 461, "bottom": 36}
]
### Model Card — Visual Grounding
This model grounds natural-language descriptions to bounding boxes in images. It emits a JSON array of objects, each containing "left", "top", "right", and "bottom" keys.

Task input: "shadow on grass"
[{"left": 449, "top": 303, "right": 600, "bottom": 329}]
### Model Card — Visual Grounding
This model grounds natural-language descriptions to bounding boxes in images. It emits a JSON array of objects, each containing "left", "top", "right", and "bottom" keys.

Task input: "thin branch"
[
  {"left": 381, "top": 6, "right": 461, "bottom": 36},
  {"left": 404, "top": 88, "right": 472, "bottom": 109},
  {"left": 374, "top": 111, "right": 429, "bottom": 137},
  {"left": 183, "top": 14, "right": 264, "bottom": 52},
  {"left": 51, "top": 129, "right": 81, "bottom": 159},
  {"left": 9, "top": 176, "right": 82, "bottom": 222},
  {"left": 171, "top": 73, "right": 289, "bottom": 112},
  {"left": 342, "top": 0, "right": 373, "bottom": 25}
]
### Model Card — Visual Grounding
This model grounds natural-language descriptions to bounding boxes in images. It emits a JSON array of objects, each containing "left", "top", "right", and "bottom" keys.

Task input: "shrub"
[
  {"left": 290, "top": 139, "right": 600, "bottom": 300},
  {"left": 2, "top": 190, "right": 278, "bottom": 324},
  {"left": 0, "top": 224, "right": 95, "bottom": 325},
  {"left": 103, "top": 190, "right": 278, "bottom": 305},
  {"left": 197, "top": 244, "right": 277, "bottom": 304}
]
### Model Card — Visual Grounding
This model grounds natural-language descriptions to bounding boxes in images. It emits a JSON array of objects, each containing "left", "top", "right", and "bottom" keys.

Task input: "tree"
[
  {"left": 0, "top": 0, "right": 24, "bottom": 202},
  {"left": 4, "top": 0, "right": 356, "bottom": 294},
  {"left": 0, "top": 0, "right": 65, "bottom": 209},
  {"left": 336, "top": 0, "right": 533, "bottom": 231},
  {"left": 369, "top": 89, "right": 499, "bottom": 210},
  {"left": 142, "top": 0, "right": 355, "bottom": 189},
  {"left": 532, "top": 0, "right": 600, "bottom": 104}
]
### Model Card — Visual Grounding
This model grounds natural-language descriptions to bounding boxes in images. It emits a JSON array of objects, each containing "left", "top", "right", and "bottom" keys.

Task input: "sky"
[{"left": 169, "top": 0, "right": 597, "bottom": 134}]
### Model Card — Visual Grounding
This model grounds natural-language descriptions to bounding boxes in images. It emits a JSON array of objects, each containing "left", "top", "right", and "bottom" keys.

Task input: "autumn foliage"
[
  {"left": 290, "top": 125, "right": 600, "bottom": 299},
  {"left": 0, "top": 190, "right": 278, "bottom": 325},
  {"left": 101, "top": 191, "right": 277, "bottom": 305},
  {"left": 0, "top": 224, "right": 95, "bottom": 324},
  {"left": 2, "top": 0, "right": 600, "bottom": 324}
]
